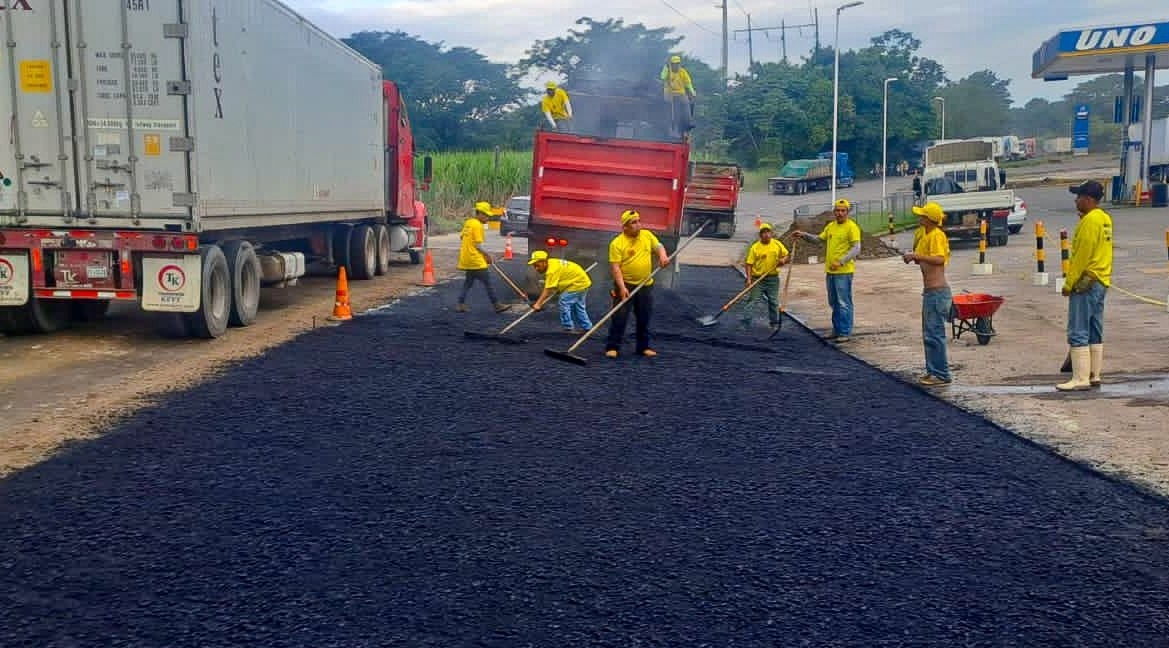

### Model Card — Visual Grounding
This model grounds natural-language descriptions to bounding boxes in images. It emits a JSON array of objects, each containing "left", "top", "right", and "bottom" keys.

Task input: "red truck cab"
[{"left": 383, "top": 81, "right": 430, "bottom": 263}]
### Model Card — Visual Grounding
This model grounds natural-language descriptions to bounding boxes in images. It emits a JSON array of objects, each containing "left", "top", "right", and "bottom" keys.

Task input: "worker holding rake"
[
  {"left": 739, "top": 223, "right": 790, "bottom": 331},
  {"left": 528, "top": 250, "right": 594, "bottom": 334}
]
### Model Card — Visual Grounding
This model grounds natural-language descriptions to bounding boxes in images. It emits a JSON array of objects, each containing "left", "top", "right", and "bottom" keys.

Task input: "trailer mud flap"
[
  {"left": 141, "top": 255, "right": 201, "bottom": 313},
  {"left": 0, "top": 253, "right": 31, "bottom": 306}
]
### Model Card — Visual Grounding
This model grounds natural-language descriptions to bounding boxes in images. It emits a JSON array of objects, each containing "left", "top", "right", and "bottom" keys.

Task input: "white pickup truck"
[{"left": 920, "top": 142, "right": 1015, "bottom": 246}]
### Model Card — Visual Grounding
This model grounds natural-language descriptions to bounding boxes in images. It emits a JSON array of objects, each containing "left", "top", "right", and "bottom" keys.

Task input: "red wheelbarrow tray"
[{"left": 951, "top": 293, "right": 1005, "bottom": 319}]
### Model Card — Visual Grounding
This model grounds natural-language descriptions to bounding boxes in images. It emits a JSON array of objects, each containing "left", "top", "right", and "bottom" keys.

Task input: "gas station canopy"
[{"left": 1033, "top": 20, "right": 1169, "bottom": 80}]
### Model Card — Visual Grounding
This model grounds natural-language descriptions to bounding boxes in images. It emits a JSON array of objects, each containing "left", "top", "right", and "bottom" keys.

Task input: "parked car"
[
  {"left": 1008, "top": 196, "right": 1027, "bottom": 234},
  {"left": 500, "top": 195, "right": 530, "bottom": 237}
]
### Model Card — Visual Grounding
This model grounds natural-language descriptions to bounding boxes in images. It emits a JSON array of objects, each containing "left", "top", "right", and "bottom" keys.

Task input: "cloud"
[{"left": 286, "top": 0, "right": 1154, "bottom": 103}]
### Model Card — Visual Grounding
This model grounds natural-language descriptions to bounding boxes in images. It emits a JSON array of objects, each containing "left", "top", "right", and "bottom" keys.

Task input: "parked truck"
[
  {"left": 0, "top": 0, "right": 430, "bottom": 338},
  {"left": 526, "top": 78, "right": 690, "bottom": 292},
  {"left": 1127, "top": 118, "right": 1169, "bottom": 183},
  {"left": 920, "top": 141, "right": 1013, "bottom": 246},
  {"left": 767, "top": 152, "right": 853, "bottom": 195},
  {"left": 682, "top": 161, "right": 741, "bottom": 239}
]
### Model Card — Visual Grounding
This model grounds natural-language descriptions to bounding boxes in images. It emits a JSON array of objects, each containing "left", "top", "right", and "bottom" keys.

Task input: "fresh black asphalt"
[{"left": 1, "top": 262, "right": 1166, "bottom": 647}]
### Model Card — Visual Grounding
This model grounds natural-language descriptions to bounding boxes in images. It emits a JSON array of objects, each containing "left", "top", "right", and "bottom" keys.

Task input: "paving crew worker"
[
  {"left": 528, "top": 250, "right": 594, "bottom": 333},
  {"left": 902, "top": 202, "right": 952, "bottom": 386},
  {"left": 605, "top": 209, "right": 670, "bottom": 358},
  {"left": 541, "top": 81, "right": 573, "bottom": 131},
  {"left": 660, "top": 55, "right": 696, "bottom": 137},
  {"left": 740, "top": 222, "right": 790, "bottom": 331},
  {"left": 791, "top": 198, "right": 863, "bottom": 342},
  {"left": 455, "top": 201, "right": 512, "bottom": 314},
  {"left": 1057, "top": 180, "right": 1113, "bottom": 392}
]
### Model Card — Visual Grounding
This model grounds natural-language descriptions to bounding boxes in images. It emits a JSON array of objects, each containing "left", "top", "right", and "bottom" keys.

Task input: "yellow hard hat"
[
  {"left": 620, "top": 209, "right": 641, "bottom": 225},
  {"left": 670, "top": 55, "right": 682, "bottom": 63}
]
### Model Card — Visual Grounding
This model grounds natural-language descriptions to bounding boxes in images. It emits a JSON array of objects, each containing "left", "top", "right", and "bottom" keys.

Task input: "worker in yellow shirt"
[
  {"left": 540, "top": 81, "right": 573, "bottom": 131},
  {"left": 740, "top": 223, "right": 790, "bottom": 331},
  {"left": 456, "top": 201, "right": 512, "bottom": 314},
  {"left": 1057, "top": 180, "right": 1113, "bottom": 391},
  {"left": 605, "top": 209, "right": 670, "bottom": 358},
  {"left": 903, "top": 202, "right": 952, "bottom": 386},
  {"left": 792, "top": 198, "right": 863, "bottom": 341},
  {"left": 660, "top": 55, "right": 696, "bottom": 138},
  {"left": 528, "top": 250, "right": 594, "bottom": 333}
]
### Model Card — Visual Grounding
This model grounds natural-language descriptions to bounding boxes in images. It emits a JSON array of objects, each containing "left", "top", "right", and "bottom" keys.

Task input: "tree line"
[{"left": 342, "top": 19, "right": 1169, "bottom": 174}]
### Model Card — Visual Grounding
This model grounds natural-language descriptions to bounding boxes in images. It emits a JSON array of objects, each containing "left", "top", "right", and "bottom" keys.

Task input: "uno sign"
[{"left": 1072, "top": 25, "right": 1161, "bottom": 51}]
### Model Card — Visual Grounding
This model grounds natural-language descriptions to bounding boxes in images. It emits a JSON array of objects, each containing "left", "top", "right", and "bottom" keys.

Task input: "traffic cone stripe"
[
  {"left": 420, "top": 249, "right": 437, "bottom": 286},
  {"left": 327, "top": 266, "right": 353, "bottom": 321},
  {"left": 503, "top": 233, "right": 514, "bottom": 260}
]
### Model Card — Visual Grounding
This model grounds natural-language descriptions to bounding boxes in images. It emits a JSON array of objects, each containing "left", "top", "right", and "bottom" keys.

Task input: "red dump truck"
[
  {"left": 0, "top": 0, "right": 430, "bottom": 338},
  {"left": 682, "top": 161, "right": 741, "bottom": 239},
  {"left": 525, "top": 80, "right": 691, "bottom": 291}
]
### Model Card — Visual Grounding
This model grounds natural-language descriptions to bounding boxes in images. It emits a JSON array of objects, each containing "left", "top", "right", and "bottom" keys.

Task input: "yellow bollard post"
[
  {"left": 1057, "top": 229, "right": 1070, "bottom": 294},
  {"left": 1032, "top": 220, "right": 1049, "bottom": 286},
  {"left": 972, "top": 218, "right": 992, "bottom": 275}
]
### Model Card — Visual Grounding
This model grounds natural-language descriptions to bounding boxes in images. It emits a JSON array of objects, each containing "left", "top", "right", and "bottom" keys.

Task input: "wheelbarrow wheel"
[{"left": 975, "top": 316, "right": 993, "bottom": 346}]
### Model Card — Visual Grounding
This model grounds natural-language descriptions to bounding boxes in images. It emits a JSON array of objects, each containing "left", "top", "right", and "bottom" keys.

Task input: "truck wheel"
[
  {"left": 71, "top": 299, "right": 110, "bottom": 323},
  {"left": 347, "top": 224, "right": 377, "bottom": 280},
  {"left": 222, "top": 240, "right": 261, "bottom": 327},
  {"left": 0, "top": 298, "right": 72, "bottom": 335},
  {"left": 374, "top": 224, "right": 391, "bottom": 276},
  {"left": 184, "top": 245, "right": 231, "bottom": 339}
]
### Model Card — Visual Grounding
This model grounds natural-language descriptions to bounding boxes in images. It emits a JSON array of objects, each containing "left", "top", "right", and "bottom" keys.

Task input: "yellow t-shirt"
[
  {"left": 544, "top": 258, "right": 592, "bottom": 293},
  {"left": 818, "top": 219, "right": 862, "bottom": 274},
  {"left": 1065, "top": 207, "right": 1113, "bottom": 290},
  {"left": 457, "top": 217, "right": 488, "bottom": 270},
  {"left": 661, "top": 66, "right": 695, "bottom": 96},
  {"left": 745, "top": 239, "right": 790, "bottom": 277},
  {"left": 913, "top": 226, "right": 950, "bottom": 265},
  {"left": 540, "top": 89, "right": 571, "bottom": 120},
  {"left": 609, "top": 229, "right": 663, "bottom": 286}
]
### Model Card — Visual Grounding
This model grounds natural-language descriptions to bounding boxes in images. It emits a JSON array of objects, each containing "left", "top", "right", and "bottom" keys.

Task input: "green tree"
[
  {"left": 934, "top": 70, "right": 1013, "bottom": 140},
  {"left": 516, "top": 17, "right": 685, "bottom": 89}
]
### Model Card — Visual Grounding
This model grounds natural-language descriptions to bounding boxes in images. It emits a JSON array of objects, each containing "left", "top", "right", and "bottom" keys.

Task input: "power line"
[
  {"left": 659, "top": 0, "right": 718, "bottom": 35},
  {"left": 732, "top": 0, "right": 749, "bottom": 19}
]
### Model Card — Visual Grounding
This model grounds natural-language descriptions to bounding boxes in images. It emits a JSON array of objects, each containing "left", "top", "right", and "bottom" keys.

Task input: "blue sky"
[{"left": 285, "top": 1, "right": 1160, "bottom": 104}]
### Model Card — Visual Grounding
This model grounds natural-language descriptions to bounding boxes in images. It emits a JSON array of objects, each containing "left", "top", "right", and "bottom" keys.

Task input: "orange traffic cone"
[
  {"left": 327, "top": 266, "right": 353, "bottom": 322},
  {"left": 754, "top": 214, "right": 762, "bottom": 229},
  {"left": 419, "top": 249, "right": 436, "bottom": 287},
  {"left": 503, "top": 233, "right": 514, "bottom": 260}
]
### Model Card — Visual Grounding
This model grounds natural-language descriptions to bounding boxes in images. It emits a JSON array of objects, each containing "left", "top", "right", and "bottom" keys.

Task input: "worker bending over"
[{"left": 528, "top": 250, "right": 594, "bottom": 333}]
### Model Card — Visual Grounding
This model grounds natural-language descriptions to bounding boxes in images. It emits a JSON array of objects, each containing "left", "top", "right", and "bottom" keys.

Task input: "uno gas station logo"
[{"left": 157, "top": 264, "right": 186, "bottom": 292}]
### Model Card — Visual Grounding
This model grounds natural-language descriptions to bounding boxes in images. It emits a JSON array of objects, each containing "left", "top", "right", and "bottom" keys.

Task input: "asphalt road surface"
[{"left": 1, "top": 264, "right": 1166, "bottom": 647}]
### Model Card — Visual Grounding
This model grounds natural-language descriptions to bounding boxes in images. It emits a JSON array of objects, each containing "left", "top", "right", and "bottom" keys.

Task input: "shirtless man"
[{"left": 902, "top": 201, "right": 952, "bottom": 386}]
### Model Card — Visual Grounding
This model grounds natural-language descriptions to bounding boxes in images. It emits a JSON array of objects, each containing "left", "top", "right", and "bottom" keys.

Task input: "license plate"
[{"left": 87, "top": 265, "right": 109, "bottom": 279}]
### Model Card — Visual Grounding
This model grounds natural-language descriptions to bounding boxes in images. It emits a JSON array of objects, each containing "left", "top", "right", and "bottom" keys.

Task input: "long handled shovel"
[
  {"left": 768, "top": 240, "right": 797, "bottom": 340},
  {"left": 491, "top": 262, "right": 531, "bottom": 304},
  {"left": 545, "top": 221, "right": 711, "bottom": 366},
  {"left": 465, "top": 262, "right": 598, "bottom": 344},
  {"left": 697, "top": 270, "right": 772, "bottom": 327}
]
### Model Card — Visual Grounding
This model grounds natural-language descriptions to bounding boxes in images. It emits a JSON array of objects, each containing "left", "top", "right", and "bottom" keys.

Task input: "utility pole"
[
  {"left": 746, "top": 14, "right": 754, "bottom": 71},
  {"left": 720, "top": 0, "right": 729, "bottom": 87},
  {"left": 736, "top": 19, "right": 818, "bottom": 65}
]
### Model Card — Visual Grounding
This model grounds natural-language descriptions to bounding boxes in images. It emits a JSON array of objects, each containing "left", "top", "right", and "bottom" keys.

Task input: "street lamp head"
[
  {"left": 933, "top": 96, "right": 944, "bottom": 102},
  {"left": 885, "top": 77, "right": 898, "bottom": 84},
  {"left": 838, "top": 1, "right": 863, "bottom": 11}
]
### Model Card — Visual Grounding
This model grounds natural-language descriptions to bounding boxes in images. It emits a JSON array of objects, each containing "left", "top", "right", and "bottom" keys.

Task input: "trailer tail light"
[
  {"left": 546, "top": 237, "right": 557, "bottom": 247},
  {"left": 186, "top": 237, "right": 197, "bottom": 250},
  {"left": 31, "top": 247, "right": 43, "bottom": 273},
  {"left": 993, "top": 209, "right": 1010, "bottom": 218},
  {"left": 170, "top": 237, "right": 185, "bottom": 250},
  {"left": 121, "top": 255, "right": 132, "bottom": 277},
  {"left": 558, "top": 238, "right": 568, "bottom": 247},
  {"left": 152, "top": 236, "right": 167, "bottom": 249}
]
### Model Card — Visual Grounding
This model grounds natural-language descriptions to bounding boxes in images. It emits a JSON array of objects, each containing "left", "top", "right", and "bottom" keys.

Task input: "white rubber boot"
[
  {"left": 1089, "top": 343, "right": 1104, "bottom": 387},
  {"left": 1056, "top": 347, "right": 1092, "bottom": 391}
]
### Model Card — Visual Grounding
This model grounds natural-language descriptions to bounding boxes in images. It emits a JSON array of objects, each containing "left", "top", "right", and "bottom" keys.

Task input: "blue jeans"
[
  {"left": 825, "top": 273, "right": 854, "bottom": 336},
  {"left": 1066, "top": 281, "right": 1106, "bottom": 347},
  {"left": 922, "top": 286, "right": 952, "bottom": 381},
  {"left": 559, "top": 290, "right": 592, "bottom": 330}
]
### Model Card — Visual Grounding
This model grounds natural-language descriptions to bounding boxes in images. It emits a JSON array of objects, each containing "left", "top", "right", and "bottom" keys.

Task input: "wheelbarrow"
[{"left": 949, "top": 292, "right": 1004, "bottom": 346}]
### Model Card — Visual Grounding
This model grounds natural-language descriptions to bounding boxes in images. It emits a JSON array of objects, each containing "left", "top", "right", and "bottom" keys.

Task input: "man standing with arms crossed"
[
  {"left": 902, "top": 202, "right": 952, "bottom": 386},
  {"left": 740, "top": 223, "right": 790, "bottom": 331},
  {"left": 1057, "top": 180, "right": 1113, "bottom": 391},
  {"left": 605, "top": 209, "right": 670, "bottom": 358},
  {"left": 792, "top": 198, "right": 863, "bottom": 341}
]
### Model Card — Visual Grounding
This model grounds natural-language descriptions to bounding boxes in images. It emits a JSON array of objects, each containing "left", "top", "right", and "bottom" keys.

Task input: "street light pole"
[
  {"left": 933, "top": 96, "right": 946, "bottom": 140},
  {"left": 831, "top": 1, "right": 863, "bottom": 204},
  {"left": 882, "top": 77, "right": 898, "bottom": 208}
]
